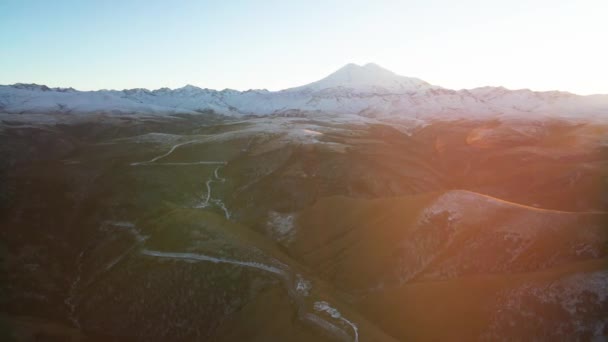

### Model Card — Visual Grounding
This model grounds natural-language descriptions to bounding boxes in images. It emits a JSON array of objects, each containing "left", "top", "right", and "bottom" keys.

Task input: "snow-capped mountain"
[
  {"left": 285, "top": 62, "right": 436, "bottom": 93},
  {"left": 1, "top": 63, "right": 607, "bottom": 121}
]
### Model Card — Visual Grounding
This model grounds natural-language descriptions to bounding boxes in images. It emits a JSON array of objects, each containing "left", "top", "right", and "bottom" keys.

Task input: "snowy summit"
[{"left": 287, "top": 63, "right": 435, "bottom": 93}]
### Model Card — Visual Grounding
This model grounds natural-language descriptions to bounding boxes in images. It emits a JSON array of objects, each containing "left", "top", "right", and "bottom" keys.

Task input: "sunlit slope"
[
  {"left": 417, "top": 119, "right": 608, "bottom": 211},
  {"left": 358, "top": 258, "right": 608, "bottom": 341},
  {"left": 291, "top": 190, "right": 607, "bottom": 339},
  {"left": 292, "top": 190, "right": 607, "bottom": 291}
]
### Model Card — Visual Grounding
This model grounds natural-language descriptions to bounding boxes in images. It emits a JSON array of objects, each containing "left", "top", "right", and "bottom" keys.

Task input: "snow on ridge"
[
  {"left": 485, "top": 270, "right": 608, "bottom": 339},
  {"left": 2, "top": 63, "right": 608, "bottom": 122},
  {"left": 388, "top": 190, "right": 603, "bottom": 283}
]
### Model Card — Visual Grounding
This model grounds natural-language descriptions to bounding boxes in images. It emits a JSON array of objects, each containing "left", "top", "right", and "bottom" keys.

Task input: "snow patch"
[
  {"left": 295, "top": 274, "right": 311, "bottom": 297},
  {"left": 266, "top": 211, "right": 296, "bottom": 245},
  {"left": 141, "top": 250, "right": 285, "bottom": 275},
  {"left": 314, "top": 301, "right": 359, "bottom": 342},
  {"left": 102, "top": 220, "right": 148, "bottom": 242}
]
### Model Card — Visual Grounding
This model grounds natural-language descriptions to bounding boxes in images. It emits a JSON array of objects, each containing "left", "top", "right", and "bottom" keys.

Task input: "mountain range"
[
  {"left": 2, "top": 63, "right": 608, "bottom": 122},
  {"left": 2, "top": 62, "right": 608, "bottom": 341}
]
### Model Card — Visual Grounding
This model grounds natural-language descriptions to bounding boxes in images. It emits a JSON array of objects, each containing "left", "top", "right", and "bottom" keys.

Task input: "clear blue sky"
[{"left": 1, "top": 0, "right": 607, "bottom": 94}]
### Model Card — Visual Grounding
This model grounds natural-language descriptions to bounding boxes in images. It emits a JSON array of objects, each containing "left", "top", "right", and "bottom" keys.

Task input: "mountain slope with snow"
[
  {"left": 1, "top": 63, "right": 607, "bottom": 122},
  {"left": 285, "top": 63, "right": 436, "bottom": 93}
]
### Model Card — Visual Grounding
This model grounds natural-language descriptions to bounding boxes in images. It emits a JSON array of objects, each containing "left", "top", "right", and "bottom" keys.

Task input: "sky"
[{"left": 1, "top": 0, "right": 607, "bottom": 94}]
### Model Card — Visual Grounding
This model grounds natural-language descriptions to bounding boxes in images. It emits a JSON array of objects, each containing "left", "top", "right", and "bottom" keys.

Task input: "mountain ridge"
[
  {"left": 6, "top": 62, "right": 600, "bottom": 95},
  {"left": 1, "top": 63, "right": 608, "bottom": 121}
]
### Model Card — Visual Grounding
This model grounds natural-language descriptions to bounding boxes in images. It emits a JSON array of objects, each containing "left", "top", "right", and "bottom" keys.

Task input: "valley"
[{"left": 1, "top": 113, "right": 606, "bottom": 340}]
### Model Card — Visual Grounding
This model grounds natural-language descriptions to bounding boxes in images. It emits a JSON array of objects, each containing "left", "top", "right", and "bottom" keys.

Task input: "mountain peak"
[
  {"left": 177, "top": 84, "right": 202, "bottom": 92},
  {"left": 362, "top": 62, "right": 385, "bottom": 70},
  {"left": 289, "top": 63, "right": 435, "bottom": 93},
  {"left": 332, "top": 62, "right": 395, "bottom": 78}
]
